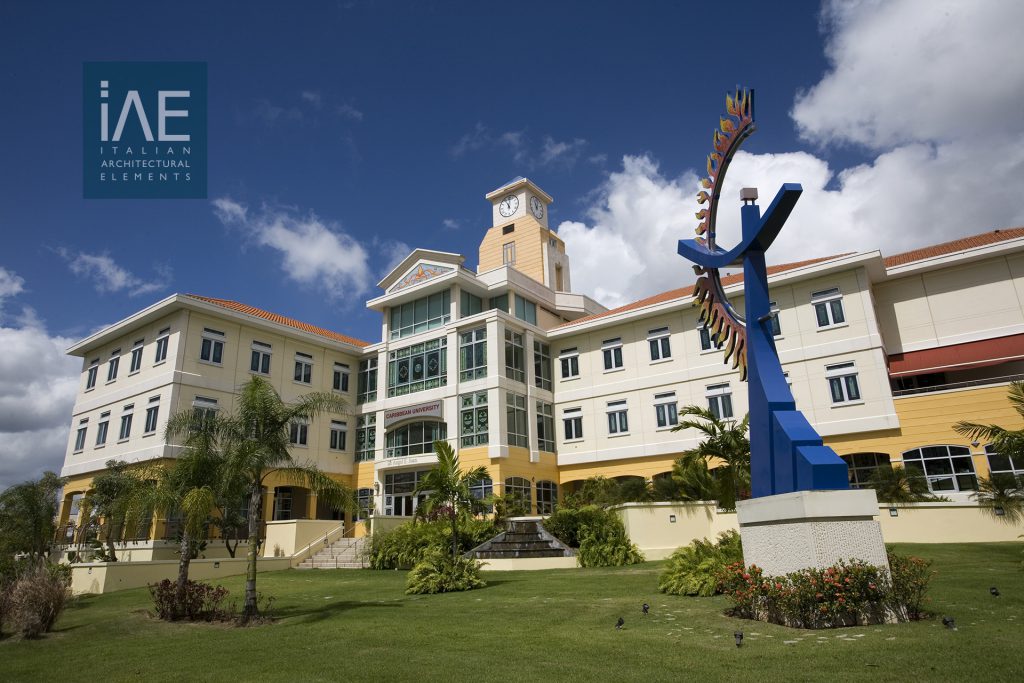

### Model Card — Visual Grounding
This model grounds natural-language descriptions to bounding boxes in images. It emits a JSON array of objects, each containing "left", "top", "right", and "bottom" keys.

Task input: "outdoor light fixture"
[
  {"left": 734, "top": 631, "right": 744, "bottom": 647},
  {"left": 669, "top": 514, "right": 677, "bottom": 523},
  {"left": 970, "top": 440, "right": 980, "bottom": 448},
  {"left": 889, "top": 507, "right": 899, "bottom": 517},
  {"left": 942, "top": 616, "right": 957, "bottom": 631},
  {"left": 739, "top": 187, "right": 758, "bottom": 203},
  {"left": 994, "top": 506, "right": 1006, "bottom": 516},
  {"left": 214, "top": 561, "right": 220, "bottom": 568}
]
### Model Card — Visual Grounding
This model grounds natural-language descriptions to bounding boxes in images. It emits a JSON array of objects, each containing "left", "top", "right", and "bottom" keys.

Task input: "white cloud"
[
  {"left": 212, "top": 197, "right": 374, "bottom": 298},
  {"left": 562, "top": 0, "right": 1024, "bottom": 308},
  {"left": 539, "top": 136, "right": 587, "bottom": 169},
  {"left": 0, "top": 267, "right": 25, "bottom": 316},
  {"left": 450, "top": 122, "right": 490, "bottom": 158},
  {"left": 375, "top": 239, "right": 412, "bottom": 277},
  {"left": 450, "top": 124, "right": 589, "bottom": 170},
  {"left": 442, "top": 218, "right": 460, "bottom": 231},
  {"left": 58, "top": 249, "right": 170, "bottom": 297},
  {"left": 300, "top": 90, "right": 322, "bottom": 108},
  {"left": 253, "top": 99, "right": 303, "bottom": 124},
  {"left": 336, "top": 103, "right": 364, "bottom": 122}
]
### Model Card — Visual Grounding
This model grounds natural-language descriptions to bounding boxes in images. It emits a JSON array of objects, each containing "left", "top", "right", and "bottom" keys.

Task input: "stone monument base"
[{"left": 735, "top": 489, "right": 889, "bottom": 576}]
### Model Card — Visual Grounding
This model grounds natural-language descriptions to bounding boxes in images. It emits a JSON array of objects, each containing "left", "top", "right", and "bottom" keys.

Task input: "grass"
[{"left": 4, "top": 543, "right": 1023, "bottom": 682}]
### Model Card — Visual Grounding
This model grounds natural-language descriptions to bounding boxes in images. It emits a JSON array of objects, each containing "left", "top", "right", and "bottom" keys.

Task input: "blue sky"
[{"left": 2, "top": 0, "right": 1023, "bottom": 486}]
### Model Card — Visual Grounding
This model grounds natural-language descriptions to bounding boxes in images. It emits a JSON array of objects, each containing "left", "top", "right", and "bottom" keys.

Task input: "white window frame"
[
  {"left": 333, "top": 362, "right": 350, "bottom": 392},
  {"left": 192, "top": 396, "right": 219, "bottom": 423},
  {"left": 118, "top": 404, "right": 134, "bottom": 442},
  {"left": 812, "top": 287, "right": 846, "bottom": 329},
  {"left": 562, "top": 407, "right": 583, "bottom": 442},
  {"left": 294, "top": 352, "right": 313, "bottom": 384},
  {"left": 502, "top": 242, "right": 516, "bottom": 265},
  {"left": 143, "top": 396, "right": 160, "bottom": 434},
  {"left": 107, "top": 349, "right": 121, "bottom": 383},
  {"left": 536, "top": 400, "right": 555, "bottom": 452},
  {"left": 647, "top": 327, "right": 672, "bottom": 362},
  {"left": 129, "top": 339, "right": 144, "bottom": 374},
  {"left": 825, "top": 361, "right": 862, "bottom": 405},
  {"left": 698, "top": 324, "right": 722, "bottom": 354},
  {"left": 602, "top": 338, "right": 624, "bottom": 372},
  {"left": 154, "top": 327, "right": 170, "bottom": 364},
  {"left": 459, "top": 327, "right": 487, "bottom": 382},
  {"left": 74, "top": 418, "right": 88, "bottom": 452},
  {"left": 85, "top": 358, "right": 99, "bottom": 391},
  {"left": 289, "top": 419, "right": 309, "bottom": 447},
  {"left": 606, "top": 399, "right": 629, "bottom": 436},
  {"left": 329, "top": 420, "right": 348, "bottom": 451},
  {"left": 706, "top": 383, "right": 733, "bottom": 420},
  {"left": 654, "top": 391, "right": 678, "bottom": 429},
  {"left": 95, "top": 411, "right": 110, "bottom": 447},
  {"left": 199, "top": 328, "right": 225, "bottom": 365},
  {"left": 251, "top": 341, "right": 272, "bottom": 375},
  {"left": 559, "top": 347, "right": 580, "bottom": 380},
  {"left": 506, "top": 391, "right": 528, "bottom": 448}
]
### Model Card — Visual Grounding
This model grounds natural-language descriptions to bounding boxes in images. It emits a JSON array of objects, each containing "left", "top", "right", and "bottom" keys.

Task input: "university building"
[{"left": 56, "top": 177, "right": 1024, "bottom": 539}]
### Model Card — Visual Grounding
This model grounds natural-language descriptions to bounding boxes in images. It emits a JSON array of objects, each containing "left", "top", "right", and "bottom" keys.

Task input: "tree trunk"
[
  {"left": 105, "top": 518, "right": 119, "bottom": 562},
  {"left": 175, "top": 529, "right": 192, "bottom": 615},
  {"left": 450, "top": 507, "right": 458, "bottom": 560},
  {"left": 242, "top": 485, "right": 261, "bottom": 621}
]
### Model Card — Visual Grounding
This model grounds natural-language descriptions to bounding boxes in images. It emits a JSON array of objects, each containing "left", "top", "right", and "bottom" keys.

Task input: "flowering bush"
[
  {"left": 149, "top": 579, "right": 232, "bottom": 622},
  {"left": 720, "top": 552, "right": 932, "bottom": 628}
]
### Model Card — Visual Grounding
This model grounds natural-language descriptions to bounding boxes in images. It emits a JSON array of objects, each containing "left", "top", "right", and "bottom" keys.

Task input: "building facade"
[{"left": 56, "top": 177, "right": 1024, "bottom": 539}]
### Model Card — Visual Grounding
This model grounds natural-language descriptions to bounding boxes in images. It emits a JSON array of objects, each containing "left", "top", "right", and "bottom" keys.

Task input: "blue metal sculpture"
[{"left": 677, "top": 88, "right": 849, "bottom": 498}]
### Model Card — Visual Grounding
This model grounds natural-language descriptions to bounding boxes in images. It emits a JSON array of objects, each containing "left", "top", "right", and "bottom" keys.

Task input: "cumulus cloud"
[
  {"left": 212, "top": 197, "right": 374, "bottom": 298},
  {"left": 0, "top": 267, "right": 25, "bottom": 316},
  {"left": 561, "top": 0, "right": 1024, "bottom": 308},
  {"left": 58, "top": 249, "right": 171, "bottom": 297}
]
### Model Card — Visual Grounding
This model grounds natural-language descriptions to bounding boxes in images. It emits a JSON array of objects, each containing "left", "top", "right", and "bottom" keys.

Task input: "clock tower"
[{"left": 478, "top": 177, "right": 571, "bottom": 292}]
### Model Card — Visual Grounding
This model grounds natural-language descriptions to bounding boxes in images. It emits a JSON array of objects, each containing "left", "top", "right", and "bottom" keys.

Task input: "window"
[
  {"left": 200, "top": 328, "right": 225, "bottom": 364},
  {"left": 505, "top": 330, "right": 525, "bottom": 382},
  {"left": 461, "top": 290, "right": 483, "bottom": 317},
  {"left": 460, "top": 391, "right": 489, "bottom": 447},
  {"left": 607, "top": 400, "right": 629, "bottom": 435},
  {"left": 387, "top": 338, "right": 447, "bottom": 397},
  {"left": 358, "top": 358, "right": 378, "bottom": 403},
  {"left": 503, "top": 224, "right": 515, "bottom": 235},
  {"left": 768, "top": 301, "right": 782, "bottom": 337},
  {"left": 329, "top": 420, "right": 348, "bottom": 450},
  {"left": 489, "top": 294, "right": 509, "bottom": 313},
  {"left": 355, "top": 488, "right": 373, "bottom": 521},
  {"left": 384, "top": 470, "right": 430, "bottom": 516},
  {"left": 355, "top": 414, "right": 376, "bottom": 462},
  {"left": 119, "top": 405, "right": 134, "bottom": 441},
  {"left": 385, "top": 420, "right": 446, "bottom": 458},
  {"left": 654, "top": 391, "right": 679, "bottom": 428},
  {"left": 459, "top": 328, "right": 487, "bottom": 381},
  {"left": 648, "top": 327, "right": 671, "bottom": 361},
  {"left": 902, "top": 445, "right": 977, "bottom": 492},
  {"left": 470, "top": 478, "right": 494, "bottom": 513},
  {"left": 192, "top": 396, "right": 218, "bottom": 424},
  {"left": 294, "top": 352, "right": 313, "bottom": 384},
  {"left": 85, "top": 359, "right": 99, "bottom": 390},
  {"left": 699, "top": 324, "right": 722, "bottom": 352},
  {"left": 129, "top": 339, "right": 144, "bottom": 373},
  {"left": 107, "top": 349, "right": 121, "bottom": 382},
  {"left": 389, "top": 289, "right": 451, "bottom": 339},
  {"left": 504, "top": 476, "right": 531, "bottom": 513},
  {"left": 74, "top": 419, "right": 88, "bottom": 452},
  {"left": 506, "top": 392, "right": 528, "bottom": 448},
  {"left": 534, "top": 341, "right": 552, "bottom": 390},
  {"left": 706, "top": 383, "right": 733, "bottom": 420},
  {"left": 826, "top": 362, "right": 862, "bottom": 404},
  {"left": 251, "top": 341, "right": 272, "bottom": 374},
  {"left": 274, "top": 487, "right": 293, "bottom": 521},
  {"left": 840, "top": 452, "right": 891, "bottom": 489},
  {"left": 602, "top": 338, "right": 623, "bottom": 371},
  {"left": 536, "top": 401, "right": 555, "bottom": 451},
  {"left": 985, "top": 444, "right": 1024, "bottom": 477},
  {"left": 333, "top": 363, "right": 350, "bottom": 392},
  {"left": 154, "top": 327, "right": 170, "bottom": 363},
  {"left": 536, "top": 480, "right": 558, "bottom": 515},
  {"left": 563, "top": 407, "right": 583, "bottom": 441},
  {"left": 812, "top": 288, "right": 846, "bottom": 328},
  {"left": 289, "top": 420, "right": 308, "bottom": 446},
  {"left": 144, "top": 396, "right": 160, "bottom": 434},
  {"left": 514, "top": 295, "right": 537, "bottom": 325},
  {"left": 559, "top": 347, "right": 580, "bottom": 379},
  {"left": 95, "top": 412, "right": 110, "bottom": 446},
  {"left": 502, "top": 242, "right": 516, "bottom": 265}
]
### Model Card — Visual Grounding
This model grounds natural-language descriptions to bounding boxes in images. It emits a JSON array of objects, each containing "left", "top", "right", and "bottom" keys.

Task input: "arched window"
[
  {"left": 504, "top": 476, "right": 532, "bottom": 515},
  {"left": 385, "top": 420, "right": 447, "bottom": 458},
  {"left": 901, "top": 445, "right": 977, "bottom": 492},
  {"left": 985, "top": 444, "right": 1024, "bottom": 477},
  {"left": 470, "top": 477, "right": 494, "bottom": 513},
  {"left": 536, "top": 480, "right": 558, "bottom": 514},
  {"left": 839, "top": 453, "right": 891, "bottom": 488}
]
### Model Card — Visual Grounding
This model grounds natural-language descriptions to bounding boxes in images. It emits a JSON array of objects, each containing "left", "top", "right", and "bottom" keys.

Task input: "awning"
[{"left": 888, "top": 333, "right": 1024, "bottom": 377}]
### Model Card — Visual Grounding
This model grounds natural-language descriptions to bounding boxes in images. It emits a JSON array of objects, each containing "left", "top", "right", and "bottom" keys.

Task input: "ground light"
[{"left": 734, "top": 631, "right": 744, "bottom": 647}]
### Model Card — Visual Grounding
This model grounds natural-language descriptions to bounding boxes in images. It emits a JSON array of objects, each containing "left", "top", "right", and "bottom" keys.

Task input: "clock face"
[
  {"left": 530, "top": 196, "right": 544, "bottom": 219},
  {"left": 499, "top": 194, "right": 519, "bottom": 217}
]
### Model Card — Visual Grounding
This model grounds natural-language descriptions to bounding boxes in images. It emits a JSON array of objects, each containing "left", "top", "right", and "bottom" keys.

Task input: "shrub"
[
  {"left": 406, "top": 550, "right": 486, "bottom": 595},
  {"left": 9, "top": 564, "right": 71, "bottom": 638},
  {"left": 541, "top": 506, "right": 609, "bottom": 548},
  {"left": 720, "top": 552, "right": 933, "bottom": 629},
  {"left": 658, "top": 530, "right": 743, "bottom": 596},
  {"left": 368, "top": 519, "right": 500, "bottom": 570},
  {"left": 148, "top": 579, "right": 232, "bottom": 622},
  {"left": 577, "top": 514, "right": 644, "bottom": 568}
]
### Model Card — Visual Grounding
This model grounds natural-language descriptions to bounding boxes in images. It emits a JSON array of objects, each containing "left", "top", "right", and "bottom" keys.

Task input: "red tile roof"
[
  {"left": 884, "top": 227, "right": 1024, "bottom": 267},
  {"left": 185, "top": 295, "right": 371, "bottom": 348},
  {"left": 554, "top": 254, "right": 850, "bottom": 329}
]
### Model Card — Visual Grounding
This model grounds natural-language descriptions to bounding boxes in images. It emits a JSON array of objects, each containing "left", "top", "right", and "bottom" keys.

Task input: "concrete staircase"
[{"left": 297, "top": 537, "right": 368, "bottom": 569}]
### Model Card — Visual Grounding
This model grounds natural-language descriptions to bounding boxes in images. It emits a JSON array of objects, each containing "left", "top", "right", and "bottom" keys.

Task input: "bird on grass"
[
  {"left": 642, "top": 603, "right": 650, "bottom": 616},
  {"left": 942, "top": 616, "right": 957, "bottom": 631},
  {"left": 990, "top": 586, "right": 1000, "bottom": 597},
  {"left": 615, "top": 617, "right": 625, "bottom": 630}
]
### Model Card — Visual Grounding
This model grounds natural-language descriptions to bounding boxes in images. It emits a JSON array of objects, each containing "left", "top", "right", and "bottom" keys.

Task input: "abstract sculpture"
[{"left": 677, "top": 88, "right": 849, "bottom": 497}]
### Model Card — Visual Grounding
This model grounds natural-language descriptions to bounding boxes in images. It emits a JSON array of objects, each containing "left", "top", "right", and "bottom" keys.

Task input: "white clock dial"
[
  {"left": 530, "top": 195, "right": 544, "bottom": 219},
  {"left": 499, "top": 194, "right": 519, "bottom": 217}
]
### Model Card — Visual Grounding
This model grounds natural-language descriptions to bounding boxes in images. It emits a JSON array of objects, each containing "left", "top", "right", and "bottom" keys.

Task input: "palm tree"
[
  {"left": 972, "top": 473, "right": 1024, "bottom": 524},
  {"left": 863, "top": 464, "right": 935, "bottom": 505},
  {"left": 671, "top": 406, "right": 750, "bottom": 511},
  {"left": 413, "top": 440, "right": 490, "bottom": 559},
  {"left": 217, "top": 376, "right": 354, "bottom": 622},
  {"left": 669, "top": 457, "right": 718, "bottom": 503},
  {"left": 0, "top": 471, "right": 66, "bottom": 561},
  {"left": 85, "top": 460, "right": 150, "bottom": 561}
]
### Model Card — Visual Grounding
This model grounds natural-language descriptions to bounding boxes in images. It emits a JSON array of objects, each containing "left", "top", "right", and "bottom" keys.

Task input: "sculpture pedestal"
[{"left": 735, "top": 489, "right": 889, "bottom": 576}]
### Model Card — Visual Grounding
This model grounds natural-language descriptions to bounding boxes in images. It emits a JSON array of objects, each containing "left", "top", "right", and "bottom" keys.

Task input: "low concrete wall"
[
  {"left": 478, "top": 557, "right": 578, "bottom": 571},
  {"left": 263, "top": 519, "right": 341, "bottom": 558},
  {"left": 57, "top": 540, "right": 252, "bottom": 563},
  {"left": 612, "top": 501, "right": 1024, "bottom": 559},
  {"left": 70, "top": 556, "right": 292, "bottom": 596}
]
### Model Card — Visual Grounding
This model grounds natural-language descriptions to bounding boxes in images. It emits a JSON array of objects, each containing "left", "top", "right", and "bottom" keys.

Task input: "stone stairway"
[
  {"left": 297, "top": 537, "right": 368, "bottom": 569},
  {"left": 467, "top": 518, "right": 574, "bottom": 560}
]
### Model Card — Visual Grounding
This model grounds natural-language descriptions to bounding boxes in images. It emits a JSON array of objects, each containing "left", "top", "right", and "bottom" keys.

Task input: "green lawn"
[{"left": 4, "top": 543, "right": 1023, "bottom": 682}]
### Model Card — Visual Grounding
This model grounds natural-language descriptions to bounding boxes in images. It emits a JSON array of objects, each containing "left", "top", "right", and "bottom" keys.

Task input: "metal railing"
[{"left": 892, "top": 373, "right": 1024, "bottom": 397}]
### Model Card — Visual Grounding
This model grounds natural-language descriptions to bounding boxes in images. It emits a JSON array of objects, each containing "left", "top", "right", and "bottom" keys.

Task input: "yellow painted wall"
[
  {"left": 559, "top": 454, "right": 679, "bottom": 485},
  {"left": 478, "top": 215, "right": 554, "bottom": 285}
]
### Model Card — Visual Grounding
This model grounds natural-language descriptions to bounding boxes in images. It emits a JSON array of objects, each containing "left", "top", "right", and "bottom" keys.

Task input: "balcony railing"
[{"left": 892, "top": 373, "right": 1024, "bottom": 397}]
